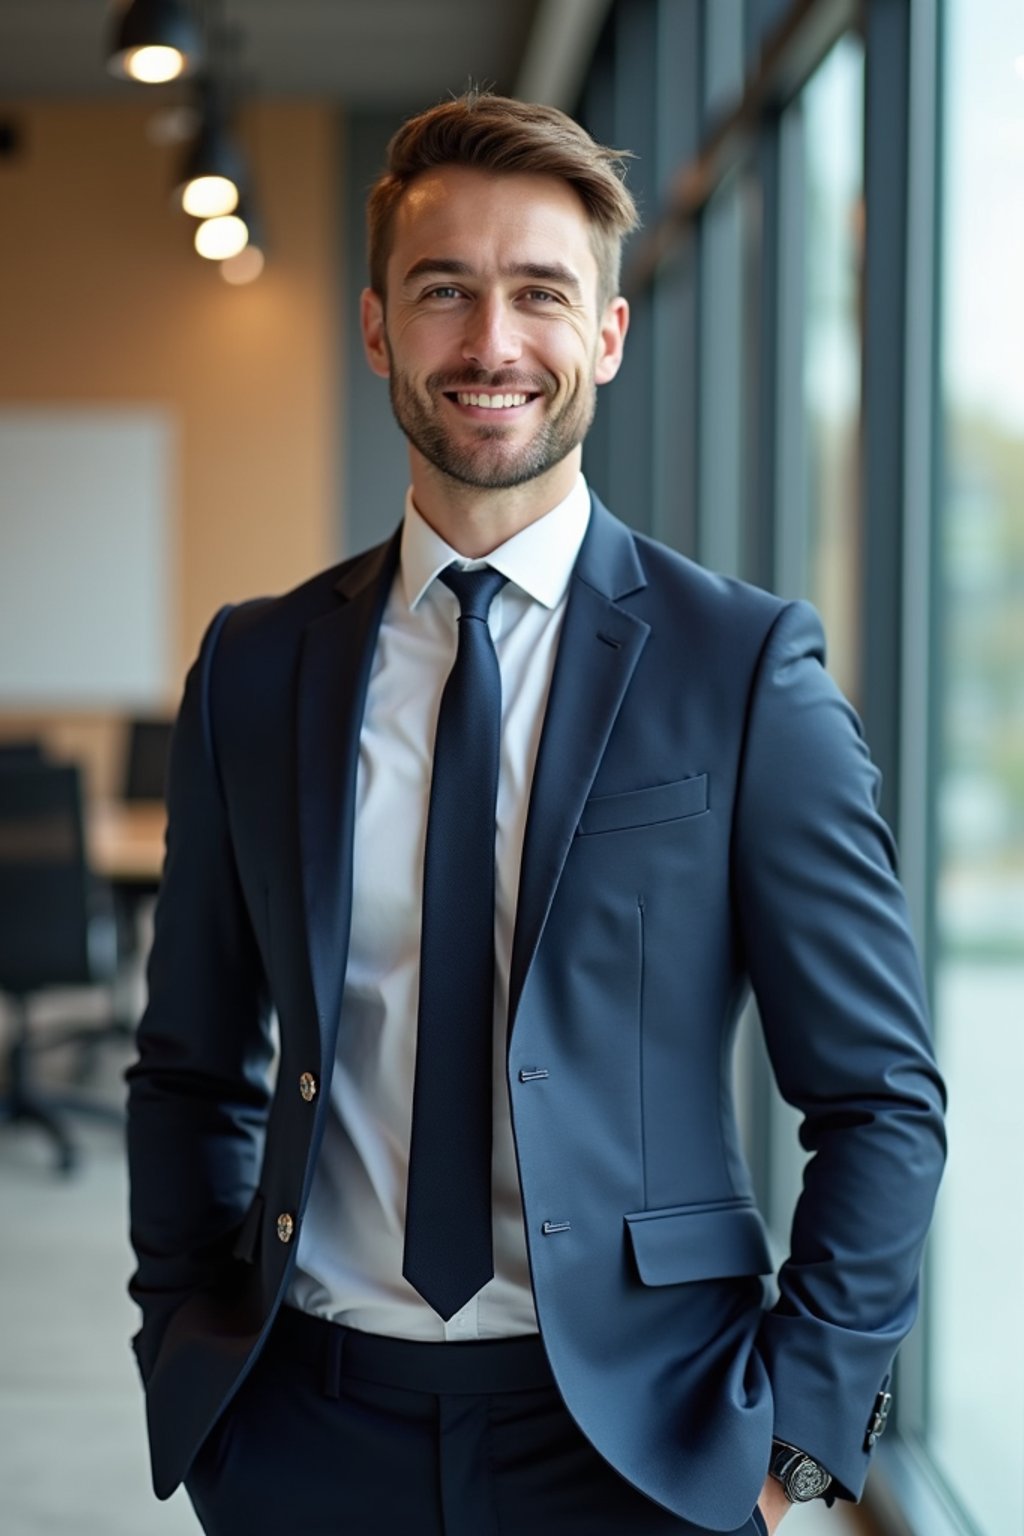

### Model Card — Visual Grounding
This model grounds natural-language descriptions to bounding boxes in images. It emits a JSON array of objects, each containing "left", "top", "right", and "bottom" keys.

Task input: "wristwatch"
[{"left": 768, "top": 1440, "right": 833, "bottom": 1503}]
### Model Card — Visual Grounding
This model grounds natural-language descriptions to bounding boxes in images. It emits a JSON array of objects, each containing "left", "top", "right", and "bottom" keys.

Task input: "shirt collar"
[{"left": 399, "top": 475, "right": 591, "bottom": 613}]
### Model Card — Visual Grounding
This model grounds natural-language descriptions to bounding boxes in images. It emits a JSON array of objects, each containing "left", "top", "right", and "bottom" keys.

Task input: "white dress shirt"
[{"left": 287, "top": 474, "right": 592, "bottom": 1340}]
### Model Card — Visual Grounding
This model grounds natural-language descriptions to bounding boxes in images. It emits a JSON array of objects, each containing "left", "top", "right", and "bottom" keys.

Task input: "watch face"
[{"left": 789, "top": 1458, "right": 831, "bottom": 1502}]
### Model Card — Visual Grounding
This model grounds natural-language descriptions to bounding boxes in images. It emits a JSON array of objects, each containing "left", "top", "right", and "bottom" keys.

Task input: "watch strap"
[{"left": 768, "top": 1439, "right": 833, "bottom": 1503}]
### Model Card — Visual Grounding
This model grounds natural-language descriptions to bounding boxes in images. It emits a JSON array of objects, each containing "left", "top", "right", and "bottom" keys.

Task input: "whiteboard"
[{"left": 0, "top": 407, "right": 174, "bottom": 705}]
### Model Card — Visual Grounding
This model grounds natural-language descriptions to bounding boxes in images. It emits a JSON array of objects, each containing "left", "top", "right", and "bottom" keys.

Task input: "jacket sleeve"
[
  {"left": 125, "top": 606, "right": 276, "bottom": 1378},
  {"left": 733, "top": 600, "right": 946, "bottom": 1499}
]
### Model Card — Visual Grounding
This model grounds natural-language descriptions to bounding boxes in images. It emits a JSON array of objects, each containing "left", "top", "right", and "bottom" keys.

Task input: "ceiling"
[{"left": 0, "top": 0, "right": 547, "bottom": 108}]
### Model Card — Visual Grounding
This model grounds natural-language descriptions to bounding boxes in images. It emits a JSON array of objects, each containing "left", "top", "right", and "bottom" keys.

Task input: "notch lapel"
[
  {"left": 298, "top": 532, "right": 399, "bottom": 1055},
  {"left": 508, "top": 500, "right": 650, "bottom": 1030}
]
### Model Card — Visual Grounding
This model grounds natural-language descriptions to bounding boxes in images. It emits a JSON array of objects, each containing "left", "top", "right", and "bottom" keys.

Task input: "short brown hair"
[{"left": 366, "top": 91, "right": 639, "bottom": 309}]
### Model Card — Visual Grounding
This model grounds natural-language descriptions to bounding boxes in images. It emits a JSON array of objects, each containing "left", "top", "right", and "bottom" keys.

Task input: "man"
[{"left": 127, "top": 93, "right": 946, "bottom": 1536}]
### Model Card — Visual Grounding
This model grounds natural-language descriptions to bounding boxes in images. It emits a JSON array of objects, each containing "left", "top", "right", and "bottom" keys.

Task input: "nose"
[{"left": 461, "top": 293, "right": 522, "bottom": 371}]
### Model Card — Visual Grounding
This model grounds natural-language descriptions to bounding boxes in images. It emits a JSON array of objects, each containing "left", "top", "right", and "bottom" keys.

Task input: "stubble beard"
[{"left": 387, "top": 363, "right": 598, "bottom": 491}]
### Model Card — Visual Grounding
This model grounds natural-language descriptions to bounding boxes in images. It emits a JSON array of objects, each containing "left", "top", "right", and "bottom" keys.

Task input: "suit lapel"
[
  {"left": 298, "top": 532, "right": 400, "bottom": 1054},
  {"left": 508, "top": 498, "right": 649, "bottom": 1030}
]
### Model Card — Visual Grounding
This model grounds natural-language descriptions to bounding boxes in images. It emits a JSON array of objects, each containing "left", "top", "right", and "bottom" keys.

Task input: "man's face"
[{"left": 361, "top": 166, "right": 628, "bottom": 493}]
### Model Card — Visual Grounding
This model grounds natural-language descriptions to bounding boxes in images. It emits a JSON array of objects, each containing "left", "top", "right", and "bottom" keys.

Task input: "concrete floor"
[{"left": 0, "top": 1025, "right": 849, "bottom": 1536}]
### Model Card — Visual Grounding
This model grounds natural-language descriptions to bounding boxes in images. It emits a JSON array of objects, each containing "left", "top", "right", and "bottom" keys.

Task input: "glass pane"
[
  {"left": 802, "top": 34, "right": 864, "bottom": 705},
  {"left": 705, "top": 0, "right": 745, "bottom": 125},
  {"left": 926, "top": 4, "right": 1024, "bottom": 1532},
  {"left": 698, "top": 176, "right": 747, "bottom": 578},
  {"left": 759, "top": 34, "right": 866, "bottom": 1241}
]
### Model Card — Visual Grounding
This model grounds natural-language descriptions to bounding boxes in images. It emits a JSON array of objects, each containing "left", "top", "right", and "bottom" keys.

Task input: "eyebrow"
[{"left": 402, "top": 258, "right": 583, "bottom": 300}]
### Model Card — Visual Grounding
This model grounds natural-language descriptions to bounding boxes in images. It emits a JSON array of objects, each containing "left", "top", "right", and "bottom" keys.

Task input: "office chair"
[
  {"left": 123, "top": 716, "right": 173, "bottom": 804},
  {"left": 0, "top": 740, "right": 45, "bottom": 767},
  {"left": 0, "top": 760, "right": 121, "bottom": 1172},
  {"left": 87, "top": 715, "right": 171, "bottom": 1039}
]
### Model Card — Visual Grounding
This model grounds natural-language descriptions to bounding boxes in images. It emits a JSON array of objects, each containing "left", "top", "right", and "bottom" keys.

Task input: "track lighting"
[
  {"left": 104, "top": 2, "right": 266, "bottom": 281},
  {"left": 107, "top": 0, "right": 204, "bottom": 84}
]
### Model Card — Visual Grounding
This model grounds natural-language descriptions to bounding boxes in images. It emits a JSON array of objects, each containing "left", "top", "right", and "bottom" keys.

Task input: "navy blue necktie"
[{"left": 403, "top": 565, "right": 508, "bottom": 1320}]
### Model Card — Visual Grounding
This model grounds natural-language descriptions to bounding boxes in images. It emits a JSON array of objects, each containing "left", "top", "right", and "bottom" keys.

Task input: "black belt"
[{"left": 268, "top": 1305, "right": 555, "bottom": 1398}]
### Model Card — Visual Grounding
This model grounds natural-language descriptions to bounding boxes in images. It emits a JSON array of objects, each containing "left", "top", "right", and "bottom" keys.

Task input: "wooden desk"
[{"left": 89, "top": 801, "right": 166, "bottom": 886}]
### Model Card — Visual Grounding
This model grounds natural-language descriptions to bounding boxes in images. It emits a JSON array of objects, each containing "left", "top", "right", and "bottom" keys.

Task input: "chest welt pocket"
[
  {"left": 624, "top": 1198, "right": 772, "bottom": 1285},
  {"left": 577, "top": 773, "right": 708, "bottom": 836}
]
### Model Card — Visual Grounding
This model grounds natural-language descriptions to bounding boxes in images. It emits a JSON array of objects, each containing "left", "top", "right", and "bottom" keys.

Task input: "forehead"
[{"left": 388, "top": 165, "right": 599, "bottom": 288}]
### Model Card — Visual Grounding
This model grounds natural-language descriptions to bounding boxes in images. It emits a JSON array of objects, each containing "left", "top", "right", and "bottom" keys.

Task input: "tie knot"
[{"left": 439, "top": 565, "right": 508, "bottom": 623}]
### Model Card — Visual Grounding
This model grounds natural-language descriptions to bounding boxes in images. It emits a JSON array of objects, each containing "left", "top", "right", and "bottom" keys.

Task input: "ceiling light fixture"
[
  {"left": 176, "top": 79, "right": 244, "bottom": 217},
  {"left": 107, "top": 0, "right": 204, "bottom": 84}
]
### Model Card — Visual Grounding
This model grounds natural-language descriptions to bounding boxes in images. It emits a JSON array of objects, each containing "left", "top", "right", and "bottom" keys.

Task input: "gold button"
[
  {"left": 299, "top": 1071, "right": 318, "bottom": 1103},
  {"left": 276, "top": 1212, "right": 295, "bottom": 1244}
]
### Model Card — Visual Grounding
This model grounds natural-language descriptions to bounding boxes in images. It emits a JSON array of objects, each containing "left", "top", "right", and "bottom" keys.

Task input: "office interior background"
[{"left": 0, "top": 2, "right": 1020, "bottom": 1534}]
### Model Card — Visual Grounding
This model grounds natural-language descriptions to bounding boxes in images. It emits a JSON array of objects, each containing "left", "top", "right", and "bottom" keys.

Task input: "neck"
[{"left": 408, "top": 448, "right": 581, "bottom": 558}]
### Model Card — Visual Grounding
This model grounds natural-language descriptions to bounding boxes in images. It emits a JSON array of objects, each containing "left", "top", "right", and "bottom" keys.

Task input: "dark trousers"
[{"left": 185, "top": 1307, "right": 768, "bottom": 1536}]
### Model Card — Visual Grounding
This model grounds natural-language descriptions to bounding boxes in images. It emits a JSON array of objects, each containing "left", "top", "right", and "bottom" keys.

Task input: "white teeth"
[{"left": 456, "top": 392, "right": 529, "bottom": 409}]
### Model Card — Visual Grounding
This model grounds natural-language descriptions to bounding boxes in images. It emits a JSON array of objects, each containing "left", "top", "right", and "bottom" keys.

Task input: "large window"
[
  {"left": 925, "top": 4, "right": 1024, "bottom": 1531},
  {"left": 760, "top": 27, "right": 867, "bottom": 1240},
  {"left": 582, "top": 3, "right": 1024, "bottom": 1529}
]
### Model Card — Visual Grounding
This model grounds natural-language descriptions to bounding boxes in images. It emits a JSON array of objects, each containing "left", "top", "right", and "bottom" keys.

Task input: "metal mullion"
[
  {"left": 604, "top": 0, "right": 659, "bottom": 533},
  {"left": 875, "top": 0, "right": 945, "bottom": 1498},
  {"left": 650, "top": 0, "right": 701, "bottom": 555},
  {"left": 745, "top": 113, "right": 782, "bottom": 591},
  {"left": 772, "top": 95, "right": 808, "bottom": 599},
  {"left": 860, "top": 0, "right": 911, "bottom": 832},
  {"left": 577, "top": 30, "right": 616, "bottom": 504}
]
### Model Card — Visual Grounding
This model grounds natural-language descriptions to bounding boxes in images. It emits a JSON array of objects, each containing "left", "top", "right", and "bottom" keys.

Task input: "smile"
[{"left": 451, "top": 391, "right": 535, "bottom": 409}]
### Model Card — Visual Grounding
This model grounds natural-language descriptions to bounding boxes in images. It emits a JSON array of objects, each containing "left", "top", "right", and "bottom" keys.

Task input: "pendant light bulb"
[
  {"left": 195, "top": 212, "right": 249, "bottom": 261},
  {"left": 182, "top": 174, "right": 239, "bottom": 218},
  {"left": 107, "top": 0, "right": 204, "bottom": 83},
  {"left": 120, "top": 44, "right": 186, "bottom": 83}
]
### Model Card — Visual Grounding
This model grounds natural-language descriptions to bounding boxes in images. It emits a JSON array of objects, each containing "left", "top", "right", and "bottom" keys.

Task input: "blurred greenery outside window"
[{"left": 925, "top": 3, "right": 1024, "bottom": 1533}]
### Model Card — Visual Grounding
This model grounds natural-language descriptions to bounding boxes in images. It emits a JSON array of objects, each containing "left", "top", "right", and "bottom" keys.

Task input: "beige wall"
[
  {"left": 0, "top": 98, "right": 341, "bottom": 681},
  {"left": 0, "top": 98, "right": 341, "bottom": 791}
]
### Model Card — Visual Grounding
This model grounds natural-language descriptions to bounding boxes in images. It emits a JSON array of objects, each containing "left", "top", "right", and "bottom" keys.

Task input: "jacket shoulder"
[
  {"left": 634, "top": 530, "right": 784, "bottom": 620},
  {"left": 222, "top": 537, "right": 393, "bottom": 646},
  {"left": 627, "top": 527, "right": 812, "bottom": 676},
  {"left": 189, "top": 535, "right": 395, "bottom": 718}
]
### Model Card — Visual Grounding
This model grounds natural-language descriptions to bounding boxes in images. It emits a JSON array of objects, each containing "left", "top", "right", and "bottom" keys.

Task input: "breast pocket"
[{"left": 577, "top": 773, "right": 708, "bottom": 836}]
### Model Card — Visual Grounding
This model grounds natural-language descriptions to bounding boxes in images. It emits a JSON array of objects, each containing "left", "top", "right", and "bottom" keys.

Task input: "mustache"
[{"left": 427, "top": 369, "right": 553, "bottom": 396}]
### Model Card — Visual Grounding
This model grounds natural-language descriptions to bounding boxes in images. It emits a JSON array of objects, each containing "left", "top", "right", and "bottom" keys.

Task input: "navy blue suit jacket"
[{"left": 127, "top": 496, "right": 945, "bottom": 1532}]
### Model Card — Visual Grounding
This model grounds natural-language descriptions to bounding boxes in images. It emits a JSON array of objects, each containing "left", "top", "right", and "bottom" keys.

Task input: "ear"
[
  {"left": 361, "top": 288, "right": 390, "bottom": 379},
  {"left": 594, "top": 296, "right": 629, "bottom": 386}
]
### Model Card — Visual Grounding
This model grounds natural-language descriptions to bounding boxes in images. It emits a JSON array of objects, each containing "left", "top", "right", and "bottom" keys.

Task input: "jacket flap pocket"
[
  {"left": 624, "top": 1199, "right": 772, "bottom": 1286},
  {"left": 578, "top": 773, "right": 708, "bottom": 836}
]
